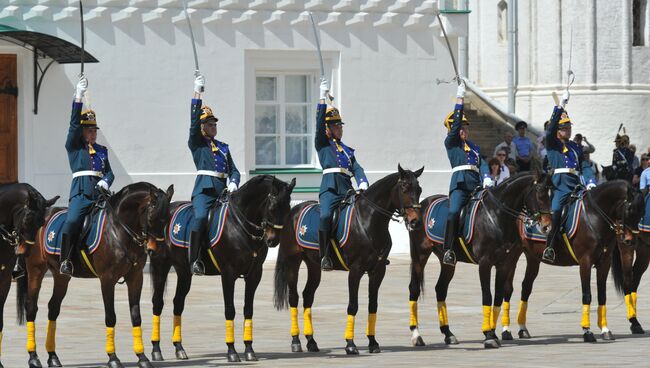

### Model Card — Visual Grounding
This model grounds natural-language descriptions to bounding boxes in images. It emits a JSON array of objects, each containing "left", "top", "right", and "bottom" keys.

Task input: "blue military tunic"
[
  {"left": 189, "top": 99, "right": 240, "bottom": 233},
  {"left": 316, "top": 103, "right": 368, "bottom": 233},
  {"left": 444, "top": 103, "right": 489, "bottom": 217},
  {"left": 545, "top": 106, "right": 596, "bottom": 213}
]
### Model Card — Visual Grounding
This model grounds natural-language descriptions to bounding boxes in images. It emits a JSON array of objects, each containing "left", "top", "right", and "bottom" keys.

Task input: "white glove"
[
  {"left": 319, "top": 78, "right": 330, "bottom": 100},
  {"left": 96, "top": 180, "right": 109, "bottom": 191},
  {"left": 194, "top": 74, "right": 205, "bottom": 94},
  {"left": 75, "top": 76, "right": 88, "bottom": 100},
  {"left": 586, "top": 183, "right": 596, "bottom": 190},
  {"left": 456, "top": 81, "right": 466, "bottom": 99},
  {"left": 561, "top": 90, "right": 570, "bottom": 105},
  {"left": 358, "top": 182, "right": 369, "bottom": 191},
  {"left": 483, "top": 177, "right": 495, "bottom": 188},
  {"left": 227, "top": 182, "right": 238, "bottom": 192}
]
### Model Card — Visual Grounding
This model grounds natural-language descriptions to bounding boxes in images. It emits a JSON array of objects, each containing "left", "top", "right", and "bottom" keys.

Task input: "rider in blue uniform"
[
  {"left": 60, "top": 76, "right": 115, "bottom": 276},
  {"left": 442, "top": 81, "right": 493, "bottom": 266},
  {"left": 188, "top": 74, "right": 240, "bottom": 275},
  {"left": 542, "top": 91, "right": 596, "bottom": 262},
  {"left": 316, "top": 78, "right": 368, "bottom": 271}
]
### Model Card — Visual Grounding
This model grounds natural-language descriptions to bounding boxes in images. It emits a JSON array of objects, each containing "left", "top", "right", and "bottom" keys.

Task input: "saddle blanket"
[
  {"left": 42, "top": 209, "right": 107, "bottom": 255},
  {"left": 639, "top": 194, "right": 650, "bottom": 233},
  {"left": 168, "top": 202, "right": 229, "bottom": 248},
  {"left": 518, "top": 197, "right": 583, "bottom": 242},
  {"left": 296, "top": 203, "right": 355, "bottom": 249},
  {"left": 424, "top": 194, "right": 482, "bottom": 245}
]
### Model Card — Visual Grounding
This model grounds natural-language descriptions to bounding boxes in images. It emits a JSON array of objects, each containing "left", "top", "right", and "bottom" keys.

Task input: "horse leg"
[
  {"left": 344, "top": 267, "right": 363, "bottom": 355},
  {"left": 171, "top": 267, "right": 192, "bottom": 360},
  {"left": 25, "top": 260, "right": 47, "bottom": 368},
  {"left": 367, "top": 264, "right": 386, "bottom": 353},
  {"left": 100, "top": 278, "right": 124, "bottom": 368},
  {"left": 596, "top": 258, "right": 614, "bottom": 341},
  {"left": 517, "top": 253, "right": 540, "bottom": 339},
  {"left": 408, "top": 247, "right": 431, "bottom": 346},
  {"left": 242, "top": 267, "right": 263, "bottom": 361},
  {"left": 579, "top": 259, "right": 597, "bottom": 343},
  {"left": 150, "top": 258, "right": 171, "bottom": 361},
  {"left": 302, "top": 256, "right": 321, "bottom": 353},
  {"left": 0, "top": 266, "right": 11, "bottom": 368},
  {"left": 434, "top": 263, "right": 458, "bottom": 345},
  {"left": 489, "top": 265, "right": 510, "bottom": 346},
  {"left": 221, "top": 273, "right": 240, "bottom": 362},
  {"left": 125, "top": 270, "right": 154, "bottom": 368},
  {"left": 501, "top": 259, "right": 518, "bottom": 341},
  {"left": 43, "top": 274, "right": 72, "bottom": 367},
  {"left": 630, "top": 244, "right": 650, "bottom": 334},
  {"left": 479, "top": 263, "right": 499, "bottom": 349}
]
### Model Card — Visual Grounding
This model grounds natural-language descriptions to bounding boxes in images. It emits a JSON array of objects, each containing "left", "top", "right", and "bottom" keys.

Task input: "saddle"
[
  {"left": 168, "top": 200, "right": 229, "bottom": 249},
  {"left": 329, "top": 190, "right": 357, "bottom": 237},
  {"left": 43, "top": 206, "right": 107, "bottom": 256}
]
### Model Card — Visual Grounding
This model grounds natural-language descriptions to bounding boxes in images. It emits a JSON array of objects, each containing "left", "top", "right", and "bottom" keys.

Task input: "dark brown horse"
[
  {"left": 274, "top": 166, "right": 423, "bottom": 355},
  {"left": 18, "top": 182, "right": 173, "bottom": 368},
  {"left": 149, "top": 175, "right": 295, "bottom": 363},
  {"left": 408, "top": 172, "right": 552, "bottom": 349},
  {"left": 0, "top": 183, "right": 58, "bottom": 368},
  {"left": 503, "top": 180, "right": 645, "bottom": 343}
]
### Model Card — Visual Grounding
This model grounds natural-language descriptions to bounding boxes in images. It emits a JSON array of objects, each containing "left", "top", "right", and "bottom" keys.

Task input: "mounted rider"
[
  {"left": 188, "top": 74, "right": 240, "bottom": 276},
  {"left": 59, "top": 76, "right": 114, "bottom": 276},
  {"left": 316, "top": 78, "right": 368, "bottom": 271},
  {"left": 442, "top": 81, "right": 493, "bottom": 266},
  {"left": 611, "top": 134, "right": 634, "bottom": 182},
  {"left": 542, "top": 91, "right": 596, "bottom": 263}
]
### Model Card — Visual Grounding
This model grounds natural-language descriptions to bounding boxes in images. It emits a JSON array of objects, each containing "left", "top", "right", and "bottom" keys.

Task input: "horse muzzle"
[{"left": 404, "top": 209, "right": 421, "bottom": 232}]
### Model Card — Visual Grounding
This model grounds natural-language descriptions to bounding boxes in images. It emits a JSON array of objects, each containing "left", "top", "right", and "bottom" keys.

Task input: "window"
[
  {"left": 254, "top": 74, "right": 314, "bottom": 167},
  {"left": 497, "top": 0, "right": 508, "bottom": 43},
  {"left": 633, "top": 0, "right": 647, "bottom": 46}
]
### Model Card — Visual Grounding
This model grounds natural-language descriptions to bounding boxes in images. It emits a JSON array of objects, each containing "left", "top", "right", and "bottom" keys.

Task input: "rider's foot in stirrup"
[
  {"left": 542, "top": 247, "right": 555, "bottom": 263},
  {"left": 442, "top": 250, "right": 456, "bottom": 266},
  {"left": 11, "top": 263, "right": 24, "bottom": 280},
  {"left": 321, "top": 256, "right": 333, "bottom": 271},
  {"left": 59, "top": 260, "right": 73, "bottom": 276},
  {"left": 191, "top": 260, "right": 205, "bottom": 276}
]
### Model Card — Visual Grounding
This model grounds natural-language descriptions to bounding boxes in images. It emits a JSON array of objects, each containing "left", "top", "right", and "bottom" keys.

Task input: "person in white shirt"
[
  {"left": 494, "top": 149, "right": 511, "bottom": 184},
  {"left": 494, "top": 131, "right": 518, "bottom": 161}
]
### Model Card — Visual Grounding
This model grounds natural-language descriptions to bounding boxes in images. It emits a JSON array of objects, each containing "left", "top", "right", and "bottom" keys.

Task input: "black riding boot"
[
  {"left": 59, "top": 233, "right": 74, "bottom": 276},
  {"left": 319, "top": 230, "right": 333, "bottom": 271},
  {"left": 12, "top": 254, "right": 25, "bottom": 280},
  {"left": 442, "top": 218, "right": 458, "bottom": 266},
  {"left": 189, "top": 231, "right": 205, "bottom": 276},
  {"left": 543, "top": 211, "right": 563, "bottom": 263}
]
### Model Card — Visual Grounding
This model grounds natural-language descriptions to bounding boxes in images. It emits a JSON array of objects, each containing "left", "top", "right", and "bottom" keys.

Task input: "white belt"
[
  {"left": 553, "top": 168, "right": 578, "bottom": 175},
  {"left": 72, "top": 170, "right": 103, "bottom": 179},
  {"left": 197, "top": 170, "right": 228, "bottom": 179},
  {"left": 323, "top": 168, "right": 353, "bottom": 177},
  {"left": 451, "top": 165, "right": 479, "bottom": 173}
]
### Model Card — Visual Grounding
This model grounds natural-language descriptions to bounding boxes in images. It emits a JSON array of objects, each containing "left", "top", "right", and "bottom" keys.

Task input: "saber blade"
[
  {"left": 183, "top": 1, "right": 200, "bottom": 74},
  {"left": 308, "top": 12, "right": 325, "bottom": 79},
  {"left": 436, "top": 12, "right": 460, "bottom": 85},
  {"left": 79, "top": 0, "right": 84, "bottom": 76}
]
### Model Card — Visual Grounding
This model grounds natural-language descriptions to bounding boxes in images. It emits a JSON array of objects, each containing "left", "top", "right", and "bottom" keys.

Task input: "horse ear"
[
  {"left": 166, "top": 184, "right": 175, "bottom": 200},
  {"left": 397, "top": 163, "right": 405, "bottom": 177},
  {"left": 45, "top": 196, "right": 60, "bottom": 208},
  {"left": 414, "top": 166, "right": 424, "bottom": 178},
  {"left": 288, "top": 178, "right": 296, "bottom": 192}
]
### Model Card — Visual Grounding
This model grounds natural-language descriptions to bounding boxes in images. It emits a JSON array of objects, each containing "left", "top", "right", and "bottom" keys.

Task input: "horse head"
[
  {"left": 144, "top": 185, "right": 174, "bottom": 254},
  {"left": 13, "top": 185, "right": 59, "bottom": 254},
  {"left": 396, "top": 164, "right": 424, "bottom": 231},
  {"left": 530, "top": 169, "right": 553, "bottom": 233},
  {"left": 621, "top": 183, "right": 646, "bottom": 245},
  {"left": 262, "top": 177, "right": 296, "bottom": 247}
]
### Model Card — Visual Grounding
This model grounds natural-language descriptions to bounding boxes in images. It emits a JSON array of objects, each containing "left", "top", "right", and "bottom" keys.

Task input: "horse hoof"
[
  {"left": 0, "top": 360, "right": 4, "bottom": 368},
  {"left": 291, "top": 343, "right": 303, "bottom": 353},
  {"left": 502, "top": 330, "right": 513, "bottom": 341},
  {"left": 47, "top": 352, "right": 63, "bottom": 367},
  {"left": 345, "top": 340, "right": 359, "bottom": 355},
  {"left": 245, "top": 351, "right": 258, "bottom": 362},
  {"left": 630, "top": 324, "right": 645, "bottom": 335},
  {"left": 306, "top": 336, "right": 320, "bottom": 352},
  {"left": 28, "top": 356, "right": 43, "bottom": 368},
  {"left": 583, "top": 331, "right": 597, "bottom": 343},
  {"left": 227, "top": 352, "right": 241, "bottom": 363},
  {"left": 137, "top": 360, "right": 155, "bottom": 368},
  {"left": 151, "top": 350, "right": 164, "bottom": 362},
  {"left": 601, "top": 331, "right": 615, "bottom": 341},
  {"left": 484, "top": 339, "right": 500, "bottom": 349},
  {"left": 518, "top": 329, "right": 531, "bottom": 339},
  {"left": 413, "top": 336, "right": 426, "bottom": 346},
  {"left": 368, "top": 344, "right": 381, "bottom": 354},
  {"left": 174, "top": 342, "right": 189, "bottom": 360},
  {"left": 107, "top": 358, "right": 124, "bottom": 368},
  {"left": 444, "top": 335, "right": 459, "bottom": 345}
]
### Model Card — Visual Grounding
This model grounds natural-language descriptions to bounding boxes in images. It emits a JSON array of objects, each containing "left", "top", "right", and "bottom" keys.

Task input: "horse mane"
[
  {"left": 490, "top": 172, "right": 534, "bottom": 195},
  {"left": 110, "top": 182, "right": 157, "bottom": 206}
]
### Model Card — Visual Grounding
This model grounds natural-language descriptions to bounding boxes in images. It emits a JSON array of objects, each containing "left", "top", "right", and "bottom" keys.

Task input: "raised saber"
[
  {"left": 435, "top": 12, "right": 461, "bottom": 85},
  {"left": 183, "top": 1, "right": 203, "bottom": 92},
  {"left": 308, "top": 12, "right": 333, "bottom": 102},
  {"left": 79, "top": 0, "right": 84, "bottom": 76}
]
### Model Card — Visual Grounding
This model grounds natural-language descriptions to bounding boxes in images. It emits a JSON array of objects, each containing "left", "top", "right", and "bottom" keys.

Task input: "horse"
[
  {"left": 0, "top": 183, "right": 58, "bottom": 368},
  {"left": 503, "top": 180, "right": 646, "bottom": 343},
  {"left": 274, "top": 165, "right": 423, "bottom": 355},
  {"left": 18, "top": 182, "right": 174, "bottom": 368},
  {"left": 149, "top": 175, "right": 295, "bottom": 363},
  {"left": 407, "top": 172, "right": 552, "bottom": 349}
]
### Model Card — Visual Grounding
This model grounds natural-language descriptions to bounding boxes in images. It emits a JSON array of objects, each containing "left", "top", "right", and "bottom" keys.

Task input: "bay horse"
[
  {"left": 0, "top": 183, "right": 58, "bottom": 368},
  {"left": 18, "top": 182, "right": 173, "bottom": 368},
  {"left": 503, "top": 180, "right": 645, "bottom": 342},
  {"left": 149, "top": 175, "right": 295, "bottom": 363},
  {"left": 408, "top": 172, "right": 552, "bottom": 348},
  {"left": 274, "top": 165, "right": 423, "bottom": 355}
]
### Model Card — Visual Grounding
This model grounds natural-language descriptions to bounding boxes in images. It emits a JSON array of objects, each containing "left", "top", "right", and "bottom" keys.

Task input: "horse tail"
[
  {"left": 273, "top": 245, "right": 290, "bottom": 310},
  {"left": 16, "top": 257, "right": 28, "bottom": 325},
  {"left": 610, "top": 243, "right": 625, "bottom": 296}
]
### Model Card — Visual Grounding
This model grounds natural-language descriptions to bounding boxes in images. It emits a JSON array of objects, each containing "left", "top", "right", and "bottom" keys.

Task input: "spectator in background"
[
  {"left": 630, "top": 144, "right": 640, "bottom": 169},
  {"left": 494, "top": 131, "right": 518, "bottom": 161},
  {"left": 633, "top": 153, "right": 649, "bottom": 186},
  {"left": 639, "top": 154, "right": 650, "bottom": 194},
  {"left": 494, "top": 149, "right": 511, "bottom": 184},
  {"left": 584, "top": 152, "right": 601, "bottom": 183},
  {"left": 612, "top": 134, "right": 634, "bottom": 181},
  {"left": 573, "top": 134, "right": 595, "bottom": 154},
  {"left": 514, "top": 121, "right": 535, "bottom": 172},
  {"left": 538, "top": 120, "right": 550, "bottom": 172}
]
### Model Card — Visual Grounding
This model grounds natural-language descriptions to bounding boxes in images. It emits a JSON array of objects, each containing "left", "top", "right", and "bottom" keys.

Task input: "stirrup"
[
  {"left": 321, "top": 256, "right": 333, "bottom": 271},
  {"left": 12, "top": 263, "right": 25, "bottom": 280},
  {"left": 442, "top": 250, "right": 456, "bottom": 266},
  {"left": 542, "top": 247, "right": 556, "bottom": 263},
  {"left": 59, "top": 260, "right": 73, "bottom": 276},
  {"left": 191, "top": 260, "right": 205, "bottom": 276}
]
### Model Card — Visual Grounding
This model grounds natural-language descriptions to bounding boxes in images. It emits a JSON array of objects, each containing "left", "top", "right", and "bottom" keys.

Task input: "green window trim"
[
  {"left": 439, "top": 9, "right": 472, "bottom": 14},
  {"left": 249, "top": 168, "right": 323, "bottom": 175},
  {"left": 293, "top": 187, "right": 319, "bottom": 193}
]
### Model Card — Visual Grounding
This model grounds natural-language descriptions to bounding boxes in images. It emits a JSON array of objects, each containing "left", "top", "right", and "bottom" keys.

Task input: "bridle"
[
  {"left": 227, "top": 190, "right": 285, "bottom": 242},
  {"left": 484, "top": 178, "right": 551, "bottom": 227},
  {"left": 359, "top": 178, "right": 421, "bottom": 229},
  {"left": 0, "top": 204, "right": 37, "bottom": 247}
]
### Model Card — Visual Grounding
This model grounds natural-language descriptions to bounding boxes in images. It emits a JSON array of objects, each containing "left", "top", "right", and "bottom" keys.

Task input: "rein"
[
  {"left": 99, "top": 189, "right": 157, "bottom": 248},
  {"left": 358, "top": 179, "right": 421, "bottom": 227},
  {"left": 227, "top": 190, "right": 284, "bottom": 242},
  {"left": 0, "top": 224, "right": 19, "bottom": 247}
]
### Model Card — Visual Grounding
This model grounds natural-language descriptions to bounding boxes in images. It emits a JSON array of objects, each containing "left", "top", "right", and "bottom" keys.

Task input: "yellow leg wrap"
[
  {"left": 151, "top": 315, "right": 161, "bottom": 343},
  {"left": 437, "top": 301, "right": 449, "bottom": 327},
  {"left": 502, "top": 301, "right": 511, "bottom": 328},
  {"left": 45, "top": 320, "right": 56, "bottom": 353},
  {"left": 366, "top": 313, "right": 377, "bottom": 336},
  {"left": 409, "top": 301, "right": 418, "bottom": 327},
  {"left": 290, "top": 307, "right": 300, "bottom": 337},
  {"left": 172, "top": 315, "right": 182, "bottom": 343},
  {"left": 344, "top": 315, "right": 355, "bottom": 340},
  {"left": 243, "top": 319, "right": 253, "bottom": 342},
  {"left": 304, "top": 308, "right": 314, "bottom": 336},
  {"left": 632, "top": 292, "right": 638, "bottom": 315},
  {"left": 597, "top": 305, "right": 607, "bottom": 330},
  {"left": 106, "top": 327, "right": 116, "bottom": 355},
  {"left": 132, "top": 326, "right": 144, "bottom": 354},
  {"left": 26, "top": 321, "right": 36, "bottom": 353},
  {"left": 625, "top": 294, "right": 636, "bottom": 320},
  {"left": 581, "top": 304, "right": 590, "bottom": 329},
  {"left": 516, "top": 301, "right": 528, "bottom": 326},
  {"left": 481, "top": 306, "right": 491, "bottom": 332},
  {"left": 490, "top": 306, "right": 501, "bottom": 330},
  {"left": 225, "top": 320, "right": 235, "bottom": 344}
]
